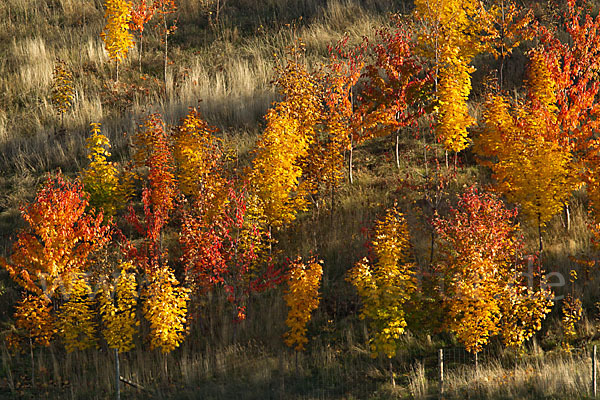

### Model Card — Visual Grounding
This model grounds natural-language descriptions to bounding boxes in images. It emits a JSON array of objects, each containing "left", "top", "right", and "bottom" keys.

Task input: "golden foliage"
[
  {"left": 142, "top": 266, "right": 190, "bottom": 353},
  {"left": 414, "top": 0, "right": 486, "bottom": 152},
  {"left": 475, "top": 52, "right": 576, "bottom": 228},
  {"left": 82, "top": 123, "right": 133, "bottom": 216},
  {"left": 434, "top": 189, "right": 552, "bottom": 352},
  {"left": 9, "top": 294, "right": 55, "bottom": 351},
  {"left": 51, "top": 59, "right": 75, "bottom": 116},
  {"left": 99, "top": 262, "right": 139, "bottom": 353},
  {"left": 57, "top": 274, "right": 98, "bottom": 352},
  {"left": 347, "top": 206, "right": 416, "bottom": 358},
  {"left": 283, "top": 256, "right": 323, "bottom": 351},
  {"left": 101, "top": 0, "right": 135, "bottom": 63},
  {"left": 248, "top": 44, "right": 322, "bottom": 227},
  {"left": 173, "top": 108, "right": 229, "bottom": 220},
  {"left": 561, "top": 294, "right": 582, "bottom": 350}
]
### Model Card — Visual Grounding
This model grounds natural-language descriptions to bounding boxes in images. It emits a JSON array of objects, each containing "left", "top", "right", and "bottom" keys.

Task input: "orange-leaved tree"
[
  {"left": 534, "top": 1, "right": 600, "bottom": 233},
  {"left": 312, "top": 36, "right": 366, "bottom": 190},
  {"left": 1, "top": 173, "right": 111, "bottom": 299},
  {"left": 153, "top": 0, "right": 177, "bottom": 85},
  {"left": 128, "top": 113, "right": 189, "bottom": 355},
  {"left": 101, "top": 0, "right": 135, "bottom": 82},
  {"left": 129, "top": 0, "right": 156, "bottom": 71},
  {"left": 433, "top": 188, "right": 552, "bottom": 353},
  {"left": 359, "top": 22, "right": 431, "bottom": 169},
  {"left": 283, "top": 256, "right": 323, "bottom": 352}
]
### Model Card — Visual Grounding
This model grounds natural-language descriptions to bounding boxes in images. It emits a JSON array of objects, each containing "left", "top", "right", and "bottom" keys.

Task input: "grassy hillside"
[{"left": 2, "top": 0, "right": 600, "bottom": 399}]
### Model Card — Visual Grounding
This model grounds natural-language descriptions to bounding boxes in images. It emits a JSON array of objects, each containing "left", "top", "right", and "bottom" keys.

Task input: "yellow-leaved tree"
[
  {"left": 475, "top": 50, "right": 577, "bottom": 252},
  {"left": 57, "top": 273, "right": 98, "bottom": 352},
  {"left": 414, "top": 0, "right": 487, "bottom": 152},
  {"left": 6, "top": 294, "right": 55, "bottom": 387},
  {"left": 173, "top": 107, "right": 229, "bottom": 220},
  {"left": 248, "top": 44, "right": 322, "bottom": 228},
  {"left": 101, "top": 0, "right": 135, "bottom": 82},
  {"left": 347, "top": 206, "right": 416, "bottom": 386},
  {"left": 142, "top": 266, "right": 190, "bottom": 354},
  {"left": 81, "top": 123, "right": 133, "bottom": 217},
  {"left": 51, "top": 58, "right": 75, "bottom": 127},
  {"left": 99, "top": 262, "right": 139, "bottom": 353},
  {"left": 283, "top": 256, "right": 323, "bottom": 352}
]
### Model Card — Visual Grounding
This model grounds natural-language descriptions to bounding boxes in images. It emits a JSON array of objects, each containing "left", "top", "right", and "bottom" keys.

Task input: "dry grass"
[{"left": 2, "top": 0, "right": 600, "bottom": 399}]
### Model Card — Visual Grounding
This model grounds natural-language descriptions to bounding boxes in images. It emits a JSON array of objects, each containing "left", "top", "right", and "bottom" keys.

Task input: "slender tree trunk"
[
  {"left": 537, "top": 213, "right": 543, "bottom": 255},
  {"left": 389, "top": 359, "right": 395, "bottom": 387},
  {"left": 348, "top": 140, "right": 354, "bottom": 185},
  {"left": 395, "top": 132, "right": 400, "bottom": 170},
  {"left": 429, "top": 229, "right": 435, "bottom": 267},
  {"left": 499, "top": 0, "right": 505, "bottom": 90},
  {"left": 163, "top": 353, "right": 169, "bottom": 381},
  {"left": 139, "top": 34, "right": 143, "bottom": 73},
  {"left": 115, "top": 349, "right": 120, "bottom": 400},
  {"left": 29, "top": 337, "right": 35, "bottom": 388},
  {"left": 163, "top": 20, "right": 168, "bottom": 87},
  {"left": 116, "top": 60, "right": 119, "bottom": 83}
]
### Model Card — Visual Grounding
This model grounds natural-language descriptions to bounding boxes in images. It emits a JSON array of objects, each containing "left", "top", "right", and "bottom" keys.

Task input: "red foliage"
[
  {"left": 128, "top": 113, "right": 177, "bottom": 273},
  {"left": 2, "top": 173, "right": 111, "bottom": 297}
]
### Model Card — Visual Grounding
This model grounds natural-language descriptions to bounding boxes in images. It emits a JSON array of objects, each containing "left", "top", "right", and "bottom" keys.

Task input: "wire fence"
[{"left": 2, "top": 342, "right": 599, "bottom": 399}]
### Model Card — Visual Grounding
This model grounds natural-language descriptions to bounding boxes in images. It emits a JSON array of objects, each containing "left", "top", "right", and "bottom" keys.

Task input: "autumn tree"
[
  {"left": 129, "top": 113, "right": 176, "bottom": 271},
  {"left": 180, "top": 182, "right": 279, "bottom": 328},
  {"left": 56, "top": 273, "right": 98, "bottom": 352},
  {"left": 51, "top": 58, "right": 75, "bottom": 126},
  {"left": 99, "top": 262, "right": 139, "bottom": 353},
  {"left": 433, "top": 188, "right": 552, "bottom": 353},
  {"left": 173, "top": 107, "right": 228, "bottom": 219},
  {"left": 359, "top": 23, "right": 430, "bottom": 170},
  {"left": 476, "top": 50, "right": 577, "bottom": 252},
  {"left": 413, "top": 0, "right": 487, "bottom": 152},
  {"left": 102, "top": 0, "right": 135, "bottom": 82},
  {"left": 7, "top": 294, "right": 55, "bottom": 387},
  {"left": 283, "top": 256, "right": 323, "bottom": 352},
  {"left": 129, "top": 0, "right": 156, "bottom": 72},
  {"left": 128, "top": 113, "right": 190, "bottom": 356},
  {"left": 1, "top": 173, "right": 111, "bottom": 299},
  {"left": 81, "top": 123, "right": 133, "bottom": 217},
  {"left": 347, "top": 206, "right": 416, "bottom": 386},
  {"left": 142, "top": 266, "right": 189, "bottom": 353},
  {"left": 153, "top": 0, "right": 177, "bottom": 85},
  {"left": 248, "top": 44, "right": 322, "bottom": 227},
  {"left": 533, "top": 0, "right": 600, "bottom": 231},
  {"left": 310, "top": 37, "right": 366, "bottom": 190},
  {"left": 482, "top": 0, "right": 533, "bottom": 89}
]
